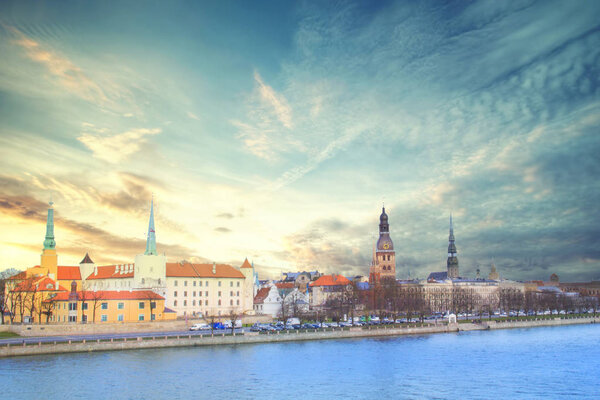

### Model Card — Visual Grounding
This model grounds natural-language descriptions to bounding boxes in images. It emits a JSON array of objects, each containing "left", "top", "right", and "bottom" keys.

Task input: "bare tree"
[
  {"left": 204, "top": 311, "right": 218, "bottom": 335},
  {"left": 0, "top": 269, "right": 21, "bottom": 325},
  {"left": 89, "top": 290, "right": 105, "bottom": 323},
  {"left": 142, "top": 291, "right": 157, "bottom": 322},
  {"left": 227, "top": 308, "right": 240, "bottom": 334},
  {"left": 41, "top": 293, "right": 57, "bottom": 323}
]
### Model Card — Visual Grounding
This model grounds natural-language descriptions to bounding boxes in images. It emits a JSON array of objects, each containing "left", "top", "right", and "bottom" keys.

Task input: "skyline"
[{"left": 1, "top": 1, "right": 599, "bottom": 281}]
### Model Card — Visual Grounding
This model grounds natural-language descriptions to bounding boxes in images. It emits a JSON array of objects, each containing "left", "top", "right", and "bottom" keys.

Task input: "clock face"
[{"left": 383, "top": 243, "right": 390, "bottom": 250}]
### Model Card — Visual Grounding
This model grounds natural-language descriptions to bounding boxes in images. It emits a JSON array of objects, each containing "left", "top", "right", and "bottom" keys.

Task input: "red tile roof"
[
  {"left": 49, "top": 290, "right": 164, "bottom": 302},
  {"left": 310, "top": 274, "right": 351, "bottom": 287},
  {"left": 166, "top": 263, "right": 245, "bottom": 278},
  {"left": 13, "top": 276, "right": 67, "bottom": 292},
  {"left": 85, "top": 265, "right": 134, "bottom": 280},
  {"left": 8, "top": 271, "right": 27, "bottom": 280},
  {"left": 241, "top": 258, "right": 253, "bottom": 268},
  {"left": 253, "top": 287, "right": 270, "bottom": 304},
  {"left": 57, "top": 266, "right": 82, "bottom": 280},
  {"left": 275, "top": 282, "right": 294, "bottom": 289}
]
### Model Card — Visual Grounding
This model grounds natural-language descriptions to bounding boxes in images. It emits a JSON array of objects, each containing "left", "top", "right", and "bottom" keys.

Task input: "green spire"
[
  {"left": 43, "top": 201, "right": 56, "bottom": 250},
  {"left": 144, "top": 197, "right": 157, "bottom": 255}
]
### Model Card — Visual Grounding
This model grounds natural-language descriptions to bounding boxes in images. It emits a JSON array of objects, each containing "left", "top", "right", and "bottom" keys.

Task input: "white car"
[{"left": 189, "top": 323, "right": 211, "bottom": 331}]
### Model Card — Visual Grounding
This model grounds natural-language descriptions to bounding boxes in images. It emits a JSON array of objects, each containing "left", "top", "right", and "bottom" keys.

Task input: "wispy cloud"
[
  {"left": 77, "top": 127, "right": 161, "bottom": 163},
  {"left": 253, "top": 71, "right": 293, "bottom": 129},
  {"left": 5, "top": 25, "right": 108, "bottom": 105}
]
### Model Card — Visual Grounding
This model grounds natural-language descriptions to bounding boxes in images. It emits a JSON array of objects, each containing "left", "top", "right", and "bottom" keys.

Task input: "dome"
[
  {"left": 377, "top": 235, "right": 394, "bottom": 250},
  {"left": 380, "top": 207, "right": 388, "bottom": 223}
]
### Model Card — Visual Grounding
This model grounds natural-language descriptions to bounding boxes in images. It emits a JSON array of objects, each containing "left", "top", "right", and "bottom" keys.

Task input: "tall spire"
[
  {"left": 144, "top": 197, "right": 157, "bottom": 255},
  {"left": 43, "top": 201, "right": 56, "bottom": 250},
  {"left": 447, "top": 213, "right": 459, "bottom": 279}
]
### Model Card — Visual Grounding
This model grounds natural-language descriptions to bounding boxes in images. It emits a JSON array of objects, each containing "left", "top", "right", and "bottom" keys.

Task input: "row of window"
[
  {"left": 173, "top": 290, "right": 241, "bottom": 298},
  {"left": 58, "top": 314, "right": 155, "bottom": 322},
  {"left": 174, "top": 280, "right": 241, "bottom": 288},
  {"left": 65, "top": 301, "right": 155, "bottom": 310},
  {"left": 173, "top": 299, "right": 240, "bottom": 307}
]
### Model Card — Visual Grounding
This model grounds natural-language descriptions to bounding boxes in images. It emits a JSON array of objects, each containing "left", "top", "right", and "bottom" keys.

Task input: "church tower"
[
  {"left": 369, "top": 206, "right": 396, "bottom": 283},
  {"left": 40, "top": 201, "right": 58, "bottom": 278},
  {"left": 447, "top": 214, "right": 459, "bottom": 279},
  {"left": 134, "top": 197, "right": 166, "bottom": 296}
]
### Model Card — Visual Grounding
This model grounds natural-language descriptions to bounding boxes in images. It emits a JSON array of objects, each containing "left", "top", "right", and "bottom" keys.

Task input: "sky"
[{"left": 0, "top": 0, "right": 599, "bottom": 282}]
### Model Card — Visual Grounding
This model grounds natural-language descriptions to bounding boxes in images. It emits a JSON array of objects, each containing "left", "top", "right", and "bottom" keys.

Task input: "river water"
[{"left": 1, "top": 324, "right": 599, "bottom": 399}]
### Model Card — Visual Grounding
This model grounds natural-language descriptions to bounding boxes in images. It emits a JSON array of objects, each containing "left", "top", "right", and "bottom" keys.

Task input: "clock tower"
[{"left": 369, "top": 206, "right": 396, "bottom": 283}]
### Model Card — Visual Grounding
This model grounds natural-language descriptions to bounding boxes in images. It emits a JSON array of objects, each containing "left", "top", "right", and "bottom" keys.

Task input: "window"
[
  {"left": 69, "top": 303, "right": 77, "bottom": 311},
  {"left": 193, "top": 291, "right": 196, "bottom": 297},
  {"left": 237, "top": 291, "right": 240, "bottom": 296},
  {"left": 237, "top": 282, "right": 240, "bottom": 287},
  {"left": 205, "top": 300, "right": 208, "bottom": 306},
  {"left": 101, "top": 315, "right": 108, "bottom": 322},
  {"left": 118, "top": 314, "right": 124, "bottom": 322},
  {"left": 218, "top": 291, "right": 221, "bottom": 297},
  {"left": 184, "top": 281, "right": 188, "bottom": 287},
  {"left": 230, "top": 281, "right": 233, "bottom": 287},
  {"left": 139, "top": 302, "right": 145, "bottom": 309},
  {"left": 174, "top": 280, "right": 178, "bottom": 287},
  {"left": 138, "top": 314, "right": 145, "bottom": 321},
  {"left": 68, "top": 315, "right": 77, "bottom": 322},
  {"left": 82, "top": 303, "right": 88, "bottom": 310},
  {"left": 151, "top": 314, "right": 156, "bottom": 321},
  {"left": 218, "top": 300, "right": 221, "bottom": 306},
  {"left": 199, "top": 281, "right": 202, "bottom": 287},
  {"left": 230, "top": 300, "right": 233, "bottom": 306},
  {"left": 101, "top": 302, "right": 108, "bottom": 310},
  {"left": 237, "top": 300, "right": 240, "bottom": 306},
  {"left": 193, "top": 300, "right": 196, "bottom": 306},
  {"left": 174, "top": 300, "right": 178, "bottom": 306},
  {"left": 184, "top": 300, "right": 187, "bottom": 306},
  {"left": 218, "top": 281, "right": 222, "bottom": 287},
  {"left": 82, "top": 315, "right": 87, "bottom": 323},
  {"left": 205, "top": 291, "right": 208, "bottom": 296},
  {"left": 205, "top": 281, "right": 208, "bottom": 286},
  {"left": 199, "top": 291, "right": 202, "bottom": 297},
  {"left": 174, "top": 291, "right": 178, "bottom": 297},
  {"left": 150, "top": 301, "right": 156, "bottom": 309},
  {"left": 118, "top": 302, "right": 124, "bottom": 310},
  {"left": 184, "top": 291, "right": 187, "bottom": 297},
  {"left": 193, "top": 281, "right": 196, "bottom": 287},
  {"left": 230, "top": 291, "right": 233, "bottom": 296}
]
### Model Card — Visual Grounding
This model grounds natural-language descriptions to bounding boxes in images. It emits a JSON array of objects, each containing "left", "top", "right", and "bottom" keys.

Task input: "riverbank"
[{"left": 1, "top": 316, "right": 598, "bottom": 358}]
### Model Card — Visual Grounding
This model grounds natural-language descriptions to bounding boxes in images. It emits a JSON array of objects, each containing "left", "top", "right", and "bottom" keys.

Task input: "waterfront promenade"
[{"left": 1, "top": 316, "right": 597, "bottom": 358}]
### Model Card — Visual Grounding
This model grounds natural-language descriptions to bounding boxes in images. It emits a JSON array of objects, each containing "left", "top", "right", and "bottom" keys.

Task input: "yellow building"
[
  {"left": 5, "top": 275, "right": 67, "bottom": 324},
  {"left": 49, "top": 286, "right": 176, "bottom": 323}
]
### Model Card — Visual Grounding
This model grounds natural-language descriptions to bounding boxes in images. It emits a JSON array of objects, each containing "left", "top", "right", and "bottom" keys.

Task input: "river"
[{"left": 1, "top": 324, "right": 598, "bottom": 399}]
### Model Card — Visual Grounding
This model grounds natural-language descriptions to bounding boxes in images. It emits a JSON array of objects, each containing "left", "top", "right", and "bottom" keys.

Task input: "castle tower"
[
  {"left": 41, "top": 201, "right": 58, "bottom": 278},
  {"left": 240, "top": 258, "right": 255, "bottom": 314},
  {"left": 369, "top": 206, "right": 396, "bottom": 283},
  {"left": 134, "top": 197, "right": 166, "bottom": 296},
  {"left": 79, "top": 253, "right": 96, "bottom": 282},
  {"left": 447, "top": 214, "right": 459, "bottom": 279}
]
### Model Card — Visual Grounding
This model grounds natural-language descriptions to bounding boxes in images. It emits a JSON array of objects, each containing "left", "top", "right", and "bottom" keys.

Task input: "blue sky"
[{"left": 0, "top": 0, "right": 599, "bottom": 281}]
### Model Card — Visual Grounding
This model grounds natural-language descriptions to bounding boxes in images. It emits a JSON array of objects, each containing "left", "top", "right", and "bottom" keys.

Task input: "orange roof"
[
  {"left": 85, "top": 265, "right": 134, "bottom": 280},
  {"left": 241, "top": 258, "right": 253, "bottom": 268},
  {"left": 49, "top": 290, "right": 164, "bottom": 302},
  {"left": 310, "top": 274, "right": 351, "bottom": 287},
  {"left": 13, "top": 276, "right": 67, "bottom": 292},
  {"left": 57, "top": 266, "right": 81, "bottom": 280},
  {"left": 166, "top": 263, "right": 244, "bottom": 278},
  {"left": 253, "top": 287, "right": 270, "bottom": 304},
  {"left": 8, "top": 271, "right": 27, "bottom": 280}
]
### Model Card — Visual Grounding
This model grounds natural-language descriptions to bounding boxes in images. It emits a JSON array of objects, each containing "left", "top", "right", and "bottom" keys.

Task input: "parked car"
[
  {"left": 223, "top": 319, "right": 242, "bottom": 329},
  {"left": 212, "top": 322, "right": 225, "bottom": 330},
  {"left": 189, "top": 323, "right": 211, "bottom": 331}
]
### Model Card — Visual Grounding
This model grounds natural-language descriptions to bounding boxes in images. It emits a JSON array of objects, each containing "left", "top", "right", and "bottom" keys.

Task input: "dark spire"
[
  {"left": 80, "top": 253, "right": 94, "bottom": 264},
  {"left": 447, "top": 214, "right": 459, "bottom": 279},
  {"left": 379, "top": 206, "right": 389, "bottom": 233}
]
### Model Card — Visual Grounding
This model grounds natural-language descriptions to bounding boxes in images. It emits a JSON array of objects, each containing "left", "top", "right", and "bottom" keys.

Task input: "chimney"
[
  {"left": 94, "top": 266, "right": 98, "bottom": 276},
  {"left": 212, "top": 262, "right": 216, "bottom": 275}
]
